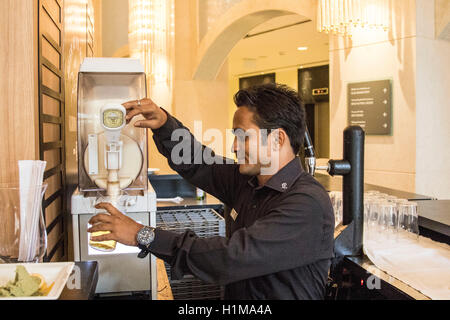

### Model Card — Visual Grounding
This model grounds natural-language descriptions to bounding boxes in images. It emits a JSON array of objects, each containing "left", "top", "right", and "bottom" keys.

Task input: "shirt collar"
[{"left": 247, "top": 157, "right": 304, "bottom": 192}]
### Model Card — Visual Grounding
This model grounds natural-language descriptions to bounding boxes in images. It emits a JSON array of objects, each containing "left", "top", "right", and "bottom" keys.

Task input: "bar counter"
[
  {"left": 314, "top": 173, "right": 433, "bottom": 200},
  {"left": 417, "top": 200, "right": 450, "bottom": 238},
  {"left": 326, "top": 173, "right": 448, "bottom": 300},
  {"left": 147, "top": 173, "right": 447, "bottom": 300},
  {"left": 58, "top": 260, "right": 174, "bottom": 300},
  {"left": 333, "top": 225, "right": 431, "bottom": 300},
  {"left": 153, "top": 174, "right": 448, "bottom": 300}
]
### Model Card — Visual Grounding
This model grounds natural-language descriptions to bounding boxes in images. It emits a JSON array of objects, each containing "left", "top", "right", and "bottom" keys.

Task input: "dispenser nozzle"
[{"left": 100, "top": 104, "right": 126, "bottom": 196}]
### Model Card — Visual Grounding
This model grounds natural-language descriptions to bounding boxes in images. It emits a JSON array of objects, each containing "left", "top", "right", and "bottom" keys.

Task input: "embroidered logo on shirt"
[
  {"left": 230, "top": 209, "right": 238, "bottom": 221},
  {"left": 281, "top": 182, "right": 288, "bottom": 190}
]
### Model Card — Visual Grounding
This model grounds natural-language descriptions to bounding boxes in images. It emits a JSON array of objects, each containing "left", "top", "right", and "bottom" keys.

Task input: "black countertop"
[
  {"left": 156, "top": 194, "right": 224, "bottom": 212},
  {"left": 417, "top": 200, "right": 450, "bottom": 237},
  {"left": 59, "top": 261, "right": 98, "bottom": 300},
  {"left": 314, "top": 173, "right": 433, "bottom": 200}
]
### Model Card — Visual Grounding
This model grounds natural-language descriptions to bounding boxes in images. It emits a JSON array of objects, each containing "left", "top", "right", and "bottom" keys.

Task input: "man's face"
[{"left": 232, "top": 106, "right": 275, "bottom": 176}]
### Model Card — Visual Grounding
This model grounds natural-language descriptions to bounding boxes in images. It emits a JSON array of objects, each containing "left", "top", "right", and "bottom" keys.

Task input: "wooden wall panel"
[
  {"left": 42, "top": 38, "right": 61, "bottom": 69},
  {"left": 39, "top": 0, "right": 66, "bottom": 262},
  {"left": 44, "top": 149, "right": 62, "bottom": 170},
  {"left": 1, "top": 0, "right": 101, "bottom": 262},
  {"left": 45, "top": 197, "right": 62, "bottom": 228},
  {"left": 47, "top": 218, "right": 64, "bottom": 261},
  {"left": 0, "top": 1, "right": 39, "bottom": 184},
  {"left": 42, "top": 94, "right": 61, "bottom": 116},
  {"left": 48, "top": 220, "right": 63, "bottom": 245},
  {"left": 42, "top": 65, "right": 61, "bottom": 92},
  {"left": 44, "top": 0, "right": 62, "bottom": 23},
  {"left": 43, "top": 122, "right": 62, "bottom": 143},
  {"left": 41, "top": 9, "right": 61, "bottom": 47},
  {"left": 44, "top": 172, "right": 62, "bottom": 201},
  {"left": 50, "top": 245, "right": 64, "bottom": 262},
  {"left": 0, "top": 0, "right": 39, "bottom": 263}
]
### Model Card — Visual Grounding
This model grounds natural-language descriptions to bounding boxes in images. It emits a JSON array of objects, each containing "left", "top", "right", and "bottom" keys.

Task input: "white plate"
[{"left": 0, "top": 262, "right": 75, "bottom": 300}]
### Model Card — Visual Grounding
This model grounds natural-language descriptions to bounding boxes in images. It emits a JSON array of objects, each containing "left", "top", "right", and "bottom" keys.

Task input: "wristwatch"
[{"left": 136, "top": 226, "right": 155, "bottom": 258}]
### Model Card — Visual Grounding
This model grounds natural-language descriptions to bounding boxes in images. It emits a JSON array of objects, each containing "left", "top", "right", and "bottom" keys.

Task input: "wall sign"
[{"left": 347, "top": 80, "right": 392, "bottom": 135}]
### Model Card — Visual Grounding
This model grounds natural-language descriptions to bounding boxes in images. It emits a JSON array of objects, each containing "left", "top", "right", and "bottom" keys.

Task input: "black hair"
[{"left": 233, "top": 83, "right": 306, "bottom": 155}]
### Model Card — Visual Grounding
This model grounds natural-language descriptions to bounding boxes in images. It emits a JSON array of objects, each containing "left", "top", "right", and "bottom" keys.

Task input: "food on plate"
[
  {"left": 0, "top": 266, "right": 54, "bottom": 297},
  {"left": 31, "top": 273, "right": 54, "bottom": 295}
]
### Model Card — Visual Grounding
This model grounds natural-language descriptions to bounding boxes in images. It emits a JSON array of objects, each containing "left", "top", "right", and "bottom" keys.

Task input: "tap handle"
[{"left": 304, "top": 125, "right": 315, "bottom": 158}]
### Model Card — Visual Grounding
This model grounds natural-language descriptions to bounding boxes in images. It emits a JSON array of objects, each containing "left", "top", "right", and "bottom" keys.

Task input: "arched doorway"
[
  {"left": 194, "top": 0, "right": 316, "bottom": 81},
  {"left": 193, "top": 0, "right": 330, "bottom": 159}
]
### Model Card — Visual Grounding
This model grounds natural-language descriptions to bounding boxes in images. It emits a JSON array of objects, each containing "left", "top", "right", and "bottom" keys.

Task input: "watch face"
[
  {"left": 138, "top": 227, "right": 155, "bottom": 246},
  {"left": 103, "top": 109, "right": 124, "bottom": 129}
]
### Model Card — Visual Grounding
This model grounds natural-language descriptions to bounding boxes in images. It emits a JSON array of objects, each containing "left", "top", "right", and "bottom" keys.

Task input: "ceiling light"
[
  {"left": 317, "top": 0, "right": 390, "bottom": 37},
  {"left": 129, "top": 0, "right": 175, "bottom": 104},
  {"left": 297, "top": 46, "right": 308, "bottom": 51}
]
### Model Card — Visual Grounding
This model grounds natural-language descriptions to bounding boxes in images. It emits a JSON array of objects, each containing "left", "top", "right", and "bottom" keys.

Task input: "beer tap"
[
  {"left": 303, "top": 125, "right": 365, "bottom": 256},
  {"left": 304, "top": 126, "right": 317, "bottom": 176}
]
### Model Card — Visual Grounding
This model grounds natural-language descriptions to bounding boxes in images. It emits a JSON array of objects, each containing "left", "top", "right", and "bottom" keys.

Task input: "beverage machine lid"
[{"left": 79, "top": 57, "right": 145, "bottom": 73}]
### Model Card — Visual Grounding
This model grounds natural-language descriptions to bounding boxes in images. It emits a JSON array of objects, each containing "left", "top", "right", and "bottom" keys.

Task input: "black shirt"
[{"left": 147, "top": 111, "right": 335, "bottom": 300}]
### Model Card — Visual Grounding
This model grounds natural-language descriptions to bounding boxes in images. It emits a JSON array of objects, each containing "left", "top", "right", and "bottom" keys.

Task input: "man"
[{"left": 88, "top": 83, "right": 335, "bottom": 300}]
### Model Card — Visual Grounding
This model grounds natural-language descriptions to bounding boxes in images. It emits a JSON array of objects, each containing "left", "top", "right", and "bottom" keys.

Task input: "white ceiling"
[{"left": 228, "top": 14, "right": 330, "bottom": 76}]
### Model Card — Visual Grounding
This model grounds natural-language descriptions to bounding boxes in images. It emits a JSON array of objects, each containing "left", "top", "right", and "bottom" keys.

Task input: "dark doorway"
[
  {"left": 239, "top": 73, "right": 276, "bottom": 89},
  {"left": 298, "top": 66, "right": 330, "bottom": 159}
]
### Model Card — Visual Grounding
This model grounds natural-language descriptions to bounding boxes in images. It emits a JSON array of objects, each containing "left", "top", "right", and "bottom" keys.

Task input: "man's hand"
[
  {"left": 87, "top": 202, "right": 143, "bottom": 247},
  {"left": 122, "top": 98, "right": 168, "bottom": 129}
]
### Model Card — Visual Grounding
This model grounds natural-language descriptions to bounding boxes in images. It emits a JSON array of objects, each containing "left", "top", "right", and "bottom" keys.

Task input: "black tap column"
[
  {"left": 343, "top": 126, "right": 365, "bottom": 255},
  {"left": 332, "top": 126, "right": 365, "bottom": 257}
]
